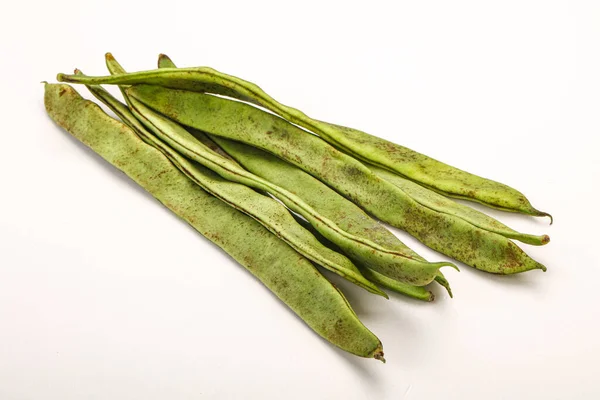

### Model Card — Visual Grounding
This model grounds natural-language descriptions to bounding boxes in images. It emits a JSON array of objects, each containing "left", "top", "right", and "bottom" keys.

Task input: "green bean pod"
[
  {"left": 157, "top": 54, "right": 444, "bottom": 301},
  {"left": 75, "top": 73, "right": 386, "bottom": 297},
  {"left": 44, "top": 83, "right": 385, "bottom": 361},
  {"left": 58, "top": 57, "right": 550, "bottom": 220},
  {"left": 368, "top": 164, "right": 550, "bottom": 246},
  {"left": 316, "top": 120, "right": 552, "bottom": 221},
  {"left": 123, "top": 85, "right": 547, "bottom": 275}
]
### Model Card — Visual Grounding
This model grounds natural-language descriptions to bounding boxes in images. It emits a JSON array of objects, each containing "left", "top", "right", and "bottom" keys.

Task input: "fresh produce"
[{"left": 44, "top": 54, "right": 552, "bottom": 361}]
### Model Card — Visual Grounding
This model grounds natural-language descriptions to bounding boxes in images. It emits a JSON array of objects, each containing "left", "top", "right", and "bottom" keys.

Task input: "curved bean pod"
[
  {"left": 361, "top": 268, "right": 434, "bottom": 302},
  {"left": 318, "top": 120, "right": 552, "bottom": 221},
  {"left": 124, "top": 85, "right": 547, "bottom": 275},
  {"left": 368, "top": 164, "right": 550, "bottom": 246},
  {"left": 44, "top": 83, "right": 385, "bottom": 361},
  {"left": 57, "top": 58, "right": 550, "bottom": 220}
]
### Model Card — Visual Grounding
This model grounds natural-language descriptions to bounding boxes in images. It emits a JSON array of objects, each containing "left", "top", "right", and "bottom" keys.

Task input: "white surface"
[{"left": 1, "top": 1, "right": 599, "bottom": 399}]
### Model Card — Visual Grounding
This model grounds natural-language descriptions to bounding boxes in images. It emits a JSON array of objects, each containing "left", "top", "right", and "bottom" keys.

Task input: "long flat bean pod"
[
  {"left": 75, "top": 73, "right": 385, "bottom": 297},
  {"left": 157, "top": 54, "right": 446, "bottom": 301},
  {"left": 58, "top": 57, "right": 550, "bottom": 220},
  {"left": 44, "top": 83, "right": 385, "bottom": 361},
  {"left": 367, "top": 164, "right": 549, "bottom": 246},
  {"left": 123, "top": 85, "right": 547, "bottom": 275}
]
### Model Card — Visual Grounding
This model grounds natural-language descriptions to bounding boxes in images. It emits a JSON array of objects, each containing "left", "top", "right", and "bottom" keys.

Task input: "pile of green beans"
[{"left": 45, "top": 53, "right": 552, "bottom": 361}]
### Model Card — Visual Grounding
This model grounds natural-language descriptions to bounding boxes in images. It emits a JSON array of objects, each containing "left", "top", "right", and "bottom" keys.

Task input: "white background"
[{"left": 1, "top": 1, "right": 599, "bottom": 399}]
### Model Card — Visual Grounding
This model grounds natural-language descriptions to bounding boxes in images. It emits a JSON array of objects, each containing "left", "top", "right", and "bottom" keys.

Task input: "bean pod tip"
[
  {"left": 540, "top": 212, "right": 554, "bottom": 225},
  {"left": 373, "top": 348, "right": 386, "bottom": 363},
  {"left": 440, "top": 261, "right": 460, "bottom": 273},
  {"left": 540, "top": 235, "right": 550, "bottom": 245}
]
